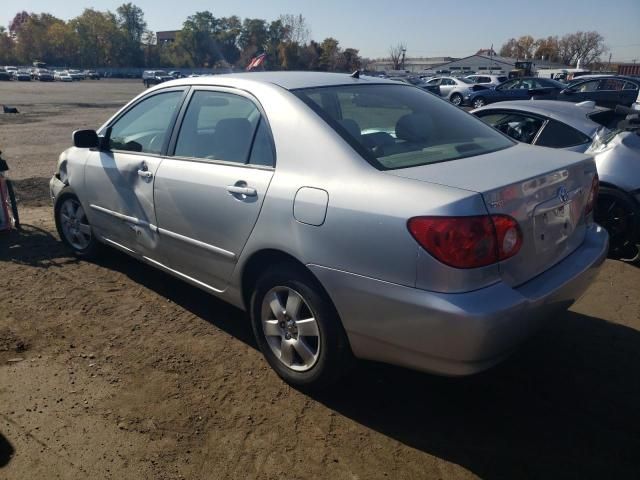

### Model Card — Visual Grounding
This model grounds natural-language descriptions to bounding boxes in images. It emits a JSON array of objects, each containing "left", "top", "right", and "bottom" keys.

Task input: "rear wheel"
[
  {"left": 250, "top": 264, "right": 353, "bottom": 389},
  {"left": 450, "top": 93, "right": 463, "bottom": 106},
  {"left": 472, "top": 97, "right": 486, "bottom": 108},
  {"left": 55, "top": 193, "right": 100, "bottom": 258},
  {"left": 595, "top": 186, "right": 640, "bottom": 262}
]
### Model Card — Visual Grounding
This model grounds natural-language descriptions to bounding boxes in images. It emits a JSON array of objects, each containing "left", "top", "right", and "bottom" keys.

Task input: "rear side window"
[
  {"left": 174, "top": 91, "right": 261, "bottom": 163},
  {"left": 295, "top": 84, "right": 513, "bottom": 170},
  {"left": 476, "top": 111, "right": 544, "bottom": 144},
  {"left": 535, "top": 119, "right": 591, "bottom": 148}
]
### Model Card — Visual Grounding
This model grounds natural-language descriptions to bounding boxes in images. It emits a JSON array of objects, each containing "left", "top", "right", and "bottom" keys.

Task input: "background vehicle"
[
  {"left": 142, "top": 70, "right": 173, "bottom": 87},
  {"left": 13, "top": 69, "right": 32, "bottom": 81},
  {"left": 84, "top": 70, "right": 100, "bottom": 79},
  {"left": 388, "top": 75, "right": 440, "bottom": 95},
  {"left": 34, "top": 68, "right": 54, "bottom": 81},
  {"left": 169, "top": 70, "right": 185, "bottom": 79},
  {"left": 557, "top": 76, "right": 640, "bottom": 109},
  {"left": 0, "top": 68, "right": 12, "bottom": 81},
  {"left": 54, "top": 70, "right": 73, "bottom": 82},
  {"left": 425, "top": 76, "right": 485, "bottom": 106},
  {"left": 465, "top": 74, "right": 508, "bottom": 86},
  {"left": 463, "top": 77, "right": 565, "bottom": 108},
  {"left": 473, "top": 100, "right": 640, "bottom": 260},
  {"left": 508, "top": 61, "right": 534, "bottom": 78},
  {"left": 68, "top": 69, "right": 85, "bottom": 80},
  {"left": 50, "top": 72, "right": 606, "bottom": 388}
]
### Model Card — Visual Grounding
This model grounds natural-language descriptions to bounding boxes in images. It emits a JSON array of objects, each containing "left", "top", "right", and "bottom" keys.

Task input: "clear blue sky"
[{"left": 4, "top": 0, "right": 640, "bottom": 61}]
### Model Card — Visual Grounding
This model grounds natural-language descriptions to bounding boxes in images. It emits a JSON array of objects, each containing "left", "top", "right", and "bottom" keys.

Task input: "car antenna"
[{"left": 351, "top": 70, "right": 360, "bottom": 79}]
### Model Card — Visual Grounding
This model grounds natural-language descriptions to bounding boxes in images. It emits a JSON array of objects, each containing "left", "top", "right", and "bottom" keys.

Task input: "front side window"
[
  {"left": 174, "top": 90, "right": 261, "bottom": 163},
  {"left": 295, "top": 84, "right": 514, "bottom": 170},
  {"left": 109, "top": 90, "right": 184, "bottom": 154},
  {"left": 476, "top": 111, "right": 544, "bottom": 144},
  {"left": 623, "top": 81, "right": 639, "bottom": 91},
  {"left": 576, "top": 80, "right": 599, "bottom": 92}
]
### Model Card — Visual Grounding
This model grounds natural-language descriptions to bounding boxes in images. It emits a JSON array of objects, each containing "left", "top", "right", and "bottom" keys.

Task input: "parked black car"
[
  {"left": 0, "top": 68, "right": 12, "bottom": 81},
  {"left": 557, "top": 76, "right": 640, "bottom": 108},
  {"left": 142, "top": 70, "right": 174, "bottom": 88},
  {"left": 84, "top": 70, "right": 100, "bottom": 80},
  {"left": 462, "top": 77, "right": 565, "bottom": 108}
]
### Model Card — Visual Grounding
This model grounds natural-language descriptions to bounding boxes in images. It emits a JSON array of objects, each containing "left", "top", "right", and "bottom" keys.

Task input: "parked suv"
[{"left": 142, "top": 70, "right": 173, "bottom": 88}]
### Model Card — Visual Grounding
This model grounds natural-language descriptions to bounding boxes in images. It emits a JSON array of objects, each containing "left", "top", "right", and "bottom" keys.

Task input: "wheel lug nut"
[{"left": 285, "top": 333, "right": 291, "bottom": 340}]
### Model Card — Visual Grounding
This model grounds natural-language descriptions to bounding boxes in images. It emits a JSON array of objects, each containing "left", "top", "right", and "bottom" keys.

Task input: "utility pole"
[{"left": 401, "top": 47, "right": 406, "bottom": 71}]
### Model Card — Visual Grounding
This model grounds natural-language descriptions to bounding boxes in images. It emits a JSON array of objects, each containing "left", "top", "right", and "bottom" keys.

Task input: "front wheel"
[
  {"left": 450, "top": 93, "right": 463, "bottom": 106},
  {"left": 472, "top": 97, "right": 486, "bottom": 108},
  {"left": 55, "top": 193, "right": 100, "bottom": 258},
  {"left": 250, "top": 264, "right": 353, "bottom": 389},
  {"left": 595, "top": 187, "right": 640, "bottom": 262}
]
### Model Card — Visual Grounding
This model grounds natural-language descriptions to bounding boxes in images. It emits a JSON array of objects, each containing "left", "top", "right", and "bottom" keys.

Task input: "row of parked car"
[
  {"left": 0, "top": 66, "right": 100, "bottom": 82},
  {"left": 388, "top": 73, "right": 640, "bottom": 109}
]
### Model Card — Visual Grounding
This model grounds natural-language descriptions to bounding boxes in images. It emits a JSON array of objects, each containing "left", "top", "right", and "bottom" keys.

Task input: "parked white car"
[
  {"left": 466, "top": 74, "right": 508, "bottom": 86},
  {"left": 55, "top": 70, "right": 73, "bottom": 82}
]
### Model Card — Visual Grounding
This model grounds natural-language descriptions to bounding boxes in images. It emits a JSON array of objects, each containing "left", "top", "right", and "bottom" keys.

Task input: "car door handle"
[
  {"left": 226, "top": 185, "right": 257, "bottom": 196},
  {"left": 137, "top": 169, "right": 153, "bottom": 179}
]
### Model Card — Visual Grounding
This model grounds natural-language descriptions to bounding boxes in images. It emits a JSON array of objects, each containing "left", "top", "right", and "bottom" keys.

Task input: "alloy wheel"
[
  {"left": 261, "top": 286, "right": 320, "bottom": 372},
  {"left": 59, "top": 198, "right": 92, "bottom": 250}
]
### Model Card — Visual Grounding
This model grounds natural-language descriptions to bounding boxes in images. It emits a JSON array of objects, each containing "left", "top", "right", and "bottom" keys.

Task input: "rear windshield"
[{"left": 294, "top": 84, "right": 514, "bottom": 170}]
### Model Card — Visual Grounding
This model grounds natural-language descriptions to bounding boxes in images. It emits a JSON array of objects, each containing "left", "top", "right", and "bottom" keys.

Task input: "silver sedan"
[
  {"left": 50, "top": 73, "right": 608, "bottom": 388},
  {"left": 425, "top": 76, "right": 484, "bottom": 105}
]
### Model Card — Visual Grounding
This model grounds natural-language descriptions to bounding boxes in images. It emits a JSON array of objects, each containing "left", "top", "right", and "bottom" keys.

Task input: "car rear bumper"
[{"left": 309, "top": 224, "right": 608, "bottom": 376}]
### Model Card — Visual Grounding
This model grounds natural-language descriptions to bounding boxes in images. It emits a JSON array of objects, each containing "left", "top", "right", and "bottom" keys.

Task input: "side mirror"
[{"left": 72, "top": 129, "right": 99, "bottom": 148}]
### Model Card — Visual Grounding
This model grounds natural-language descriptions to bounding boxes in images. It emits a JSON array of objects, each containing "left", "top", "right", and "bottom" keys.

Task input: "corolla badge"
[{"left": 558, "top": 185, "right": 569, "bottom": 203}]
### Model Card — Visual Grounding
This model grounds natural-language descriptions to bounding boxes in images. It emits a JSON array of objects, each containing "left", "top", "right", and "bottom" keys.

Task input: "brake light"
[
  {"left": 585, "top": 173, "right": 599, "bottom": 215},
  {"left": 407, "top": 215, "right": 522, "bottom": 269}
]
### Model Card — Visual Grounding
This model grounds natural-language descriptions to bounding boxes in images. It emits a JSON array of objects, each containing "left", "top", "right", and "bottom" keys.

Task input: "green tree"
[
  {"left": 319, "top": 37, "right": 340, "bottom": 71},
  {"left": 176, "top": 11, "right": 221, "bottom": 67},
  {"left": 70, "top": 9, "right": 125, "bottom": 67},
  {"left": 116, "top": 3, "right": 146, "bottom": 66},
  {"left": 0, "top": 27, "right": 16, "bottom": 64}
]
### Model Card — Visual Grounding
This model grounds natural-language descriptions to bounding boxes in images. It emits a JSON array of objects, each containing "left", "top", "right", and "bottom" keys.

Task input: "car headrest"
[{"left": 396, "top": 113, "right": 432, "bottom": 143}]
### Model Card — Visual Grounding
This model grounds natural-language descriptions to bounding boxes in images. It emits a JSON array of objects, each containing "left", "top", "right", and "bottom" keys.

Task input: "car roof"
[
  {"left": 167, "top": 71, "right": 398, "bottom": 90},
  {"left": 472, "top": 100, "right": 607, "bottom": 135}
]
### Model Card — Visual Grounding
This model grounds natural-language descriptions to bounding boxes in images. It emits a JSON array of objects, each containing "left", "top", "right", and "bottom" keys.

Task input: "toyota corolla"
[{"left": 50, "top": 72, "right": 608, "bottom": 388}]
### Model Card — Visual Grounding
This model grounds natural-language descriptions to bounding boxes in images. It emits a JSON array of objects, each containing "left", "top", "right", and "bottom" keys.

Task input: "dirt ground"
[{"left": 1, "top": 79, "right": 639, "bottom": 480}]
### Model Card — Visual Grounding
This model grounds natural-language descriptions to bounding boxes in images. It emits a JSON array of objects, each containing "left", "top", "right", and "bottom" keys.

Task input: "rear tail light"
[
  {"left": 407, "top": 215, "right": 523, "bottom": 269},
  {"left": 585, "top": 173, "right": 599, "bottom": 215}
]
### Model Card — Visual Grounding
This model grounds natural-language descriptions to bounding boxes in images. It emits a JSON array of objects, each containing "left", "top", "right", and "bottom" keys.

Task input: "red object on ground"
[{"left": 0, "top": 176, "right": 15, "bottom": 232}]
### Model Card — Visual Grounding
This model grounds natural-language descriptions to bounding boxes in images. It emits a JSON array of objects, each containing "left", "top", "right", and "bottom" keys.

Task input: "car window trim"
[
  {"left": 167, "top": 85, "right": 277, "bottom": 169},
  {"left": 101, "top": 86, "right": 190, "bottom": 157}
]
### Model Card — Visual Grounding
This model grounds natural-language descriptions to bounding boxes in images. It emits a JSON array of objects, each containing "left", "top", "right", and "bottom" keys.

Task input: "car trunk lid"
[{"left": 388, "top": 144, "right": 597, "bottom": 286}]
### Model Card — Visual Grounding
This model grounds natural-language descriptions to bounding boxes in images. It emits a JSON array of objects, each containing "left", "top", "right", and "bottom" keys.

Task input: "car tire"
[
  {"left": 54, "top": 192, "right": 101, "bottom": 259},
  {"left": 450, "top": 93, "right": 463, "bottom": 106},
  {"left": 472, "top": 97, "right": 486, "bottom": 108},
  {"left": 595, "top": 186, "right": 640, "bottom": 262},
  {"left": 250, "top": 263, "right": 353, "bottom": 390}
]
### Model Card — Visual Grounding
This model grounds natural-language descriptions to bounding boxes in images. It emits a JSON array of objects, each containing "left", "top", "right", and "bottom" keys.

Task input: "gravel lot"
[{"left": 1, "top": 79, "right": 639, "bottom": 479}]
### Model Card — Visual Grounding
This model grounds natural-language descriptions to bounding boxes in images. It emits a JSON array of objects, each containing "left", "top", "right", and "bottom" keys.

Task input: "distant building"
[
  {"left": 617, "top": 63, "right": 640, "bottom": 76},
  {"left": 371, "top": 57, "right": 459, "bottom": 73},
  {"left": 433, "top": 54, "right": 568, "bottom": 75},
  {"left": 371, "top": 53, "right": 567, "bottom": 75},
  {"left": 156, "top": 30, "right": 179, "bottom": 44}
]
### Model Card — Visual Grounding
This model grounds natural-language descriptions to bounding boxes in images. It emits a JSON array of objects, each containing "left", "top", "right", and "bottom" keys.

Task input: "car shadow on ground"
[
  {"left": 0, "top": 224, "right": 79, "bottom": 268},
  {"left": 0, "top": 432, "right": 14, "bottom": 467},
  {"left": 5, "top": 239, "right": 639, "bottom": 478},
  {"left": 96, "top": 248, "right": 640, "bottom": 479}
]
